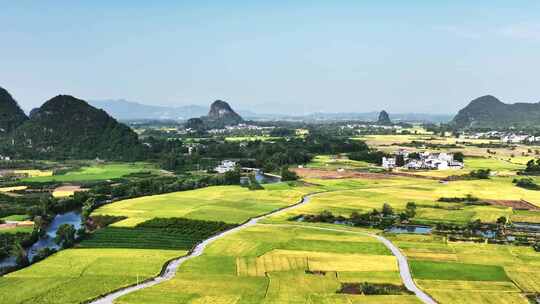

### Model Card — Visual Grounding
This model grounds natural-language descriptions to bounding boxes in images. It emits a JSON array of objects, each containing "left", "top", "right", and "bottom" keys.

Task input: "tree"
[
  {"left": 382, "top": 203, "right": 394, "bottom": 217},
  {"left": 453, "top": 152, "right": 464, "bottom": 163},
  {"left": 82, "top": 197, "right": 97, "bottom": 220},
  {"left": 395, "top": 154, "right": 405, "bottom": 167},
  {"left": 223, "top": 167, "right": 241, "bottom": 184},
  {"left": 12, "top": 242, "right": 29, "bottom": 267},
  {"left": 280, "top": 167, "right": 299, "bottom": 181},
  {"left": 405, "top": 202, "right": 417, "bottom": 218},
  {"left": 55, "top": 224, "right": 76, "bottom": 248}
]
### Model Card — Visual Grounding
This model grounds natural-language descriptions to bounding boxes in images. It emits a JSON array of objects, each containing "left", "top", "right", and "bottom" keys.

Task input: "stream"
[{"left": 0, "top": 210, "right": 83, "bottom": 268}]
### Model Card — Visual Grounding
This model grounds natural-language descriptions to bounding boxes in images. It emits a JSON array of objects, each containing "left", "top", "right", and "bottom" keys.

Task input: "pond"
[
  {"left": 255, "top": 171, "right": 281, "bottom": 184},
  {"left": 386, "top": 225, "right": 432, "bottom": 234},
  {"left": 0, "top": 210, "right": 83, "bottom": 268}
]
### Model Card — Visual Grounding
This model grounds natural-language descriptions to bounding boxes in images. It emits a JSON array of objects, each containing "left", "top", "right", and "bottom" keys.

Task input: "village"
[{"left": 382, "top": 150, "right": 464, "bottom": 170}]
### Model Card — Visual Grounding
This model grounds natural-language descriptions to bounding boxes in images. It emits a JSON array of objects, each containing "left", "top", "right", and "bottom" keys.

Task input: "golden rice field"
[
  {"left": 0, "top": 248, "right": 184, "bottom": 304},
  {"left": 115, "top": 224, "right": 414, "bottom": 304},
  {"left": 93, "top": 184, "right": 313, "bottom": 226},
  {"left": 387, "top": 233, "right": 540, "bottom": 304},
  {"left": 0, "top": 185, "right": 27, "bottom": 192}
]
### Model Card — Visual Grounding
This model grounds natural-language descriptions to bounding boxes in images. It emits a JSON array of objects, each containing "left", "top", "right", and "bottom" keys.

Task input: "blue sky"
[{"left": 1, "top": 1, "right": 540, "bottom": 114}]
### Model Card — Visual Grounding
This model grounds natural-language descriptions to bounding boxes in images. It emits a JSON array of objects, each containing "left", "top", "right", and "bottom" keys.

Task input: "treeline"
[{"left": 152, "top": 132, "right": 371, "bottom": 172}]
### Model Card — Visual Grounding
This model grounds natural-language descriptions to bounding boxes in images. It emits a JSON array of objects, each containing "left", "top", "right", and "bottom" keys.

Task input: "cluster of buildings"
[
  {"left": 207, "top": 124, "right": 275, "bottom": 134},
  {"left": 382, "top": 150, "right": 464, "bottom": 170},
  {"left": 460, "top": 131, "right": 540, "bottom": 144},
  {"left": 214, "top": 160, "right": 237, "bottom": 173}
]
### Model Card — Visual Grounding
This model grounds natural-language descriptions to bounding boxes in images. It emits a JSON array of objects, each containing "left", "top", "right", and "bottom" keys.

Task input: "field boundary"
[
  {"left": 86, "top": 190, "right": 330, "bottom": 304},
  {"left": 262, "top": 224, "right": 438, "bottom": 304}
]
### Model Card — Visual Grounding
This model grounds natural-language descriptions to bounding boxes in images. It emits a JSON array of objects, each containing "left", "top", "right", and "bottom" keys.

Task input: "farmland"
[
  {"left": 21, "top": 163, "right": 156, "bottom": 183},
  {"left": 115, "top": 224, "right": 419, "bottom": 304},
  {"left": 0, "top": 183, "right": 316, "bottom": 304},
  {"left": 2, "top": 132, "right": 540, "bottom": 304},
  {"left": 0, "top": 248, "right": 183, "bottom": 304},
  {"left": 389, "top": 233, "right": 539, "bottom": 304},
  {"left": 93, "top": 183, "right": 313, "bottom": 226}
]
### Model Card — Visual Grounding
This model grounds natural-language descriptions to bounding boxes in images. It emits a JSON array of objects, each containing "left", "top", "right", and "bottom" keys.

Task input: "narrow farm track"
[
  {"left": 89, "top": 191, "right": 436, "bottom": 304},
  {"left": 266, "top": 224, "right": 438, "bottom": 304}
]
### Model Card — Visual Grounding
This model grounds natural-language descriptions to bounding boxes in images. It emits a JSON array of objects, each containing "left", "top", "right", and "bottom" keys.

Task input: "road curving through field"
[
  {"left": 89, "top": 191, "right": 437, "bottom": 304},
  {"left": 265, "top": 224, "right": 438, "bottom": 304}
]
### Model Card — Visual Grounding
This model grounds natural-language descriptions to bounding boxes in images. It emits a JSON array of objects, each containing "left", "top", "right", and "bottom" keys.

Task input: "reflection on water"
[
  {"left": 386, "top": 225, "right": 432, "bottom": 234},
  {"left": 0, "top": 210, "right": 82, "bottom": 268}
]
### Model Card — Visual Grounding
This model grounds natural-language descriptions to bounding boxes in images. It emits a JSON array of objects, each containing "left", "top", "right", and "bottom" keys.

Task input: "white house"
[
  {"left": 382, "top": 157, "right": 396, "bottom": 169},
  {"left": 214, "top": 160, "right": 237, "bottom": 174},
  {"left": 0, "top": 155, "right": 10, "bottom": 161}
]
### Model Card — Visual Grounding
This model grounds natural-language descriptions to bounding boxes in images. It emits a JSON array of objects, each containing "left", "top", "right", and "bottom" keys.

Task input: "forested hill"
[
  {"left": 186, "top": 100, "right": 244, "bottom": 129},
  {"left": 6, "top": 95, "right": 145, "bottom": 160},
  {"left": 0, "top": 87, "right": 28, "bottom": 135},
  {"left": 452, "top": 95, "right": 540, "bottom": 129}
]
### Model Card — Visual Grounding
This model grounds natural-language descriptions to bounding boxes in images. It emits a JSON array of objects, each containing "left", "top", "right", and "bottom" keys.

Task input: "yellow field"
[
  {"left": 94, "top": 184, "right": 313, "bottom": 226},
  {"left": 115, "top": 224, "right": 411, "bottom": 304},
  {"left": 13, "top": 169, "right": 53, "bottom": 177},
  {"left": 0, "top": 186, "right": 27, "bottom": 192}
]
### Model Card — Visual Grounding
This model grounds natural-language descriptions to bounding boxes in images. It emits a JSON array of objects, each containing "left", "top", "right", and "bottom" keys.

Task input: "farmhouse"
[
  {"left": 214, "top": 160, "right": 237, "bottom": 173},
  {"left": 0, "top": 155, "right": 11, "bottom": 161}
]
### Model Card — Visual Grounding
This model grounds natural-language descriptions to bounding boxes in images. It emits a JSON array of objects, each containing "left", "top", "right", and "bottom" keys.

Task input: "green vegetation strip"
[
  {"left": 79, "top": 218, "right": 237, "bottom": 250},
  {"left": 410, "top": 260, "right": 510, "bottom": 282}
]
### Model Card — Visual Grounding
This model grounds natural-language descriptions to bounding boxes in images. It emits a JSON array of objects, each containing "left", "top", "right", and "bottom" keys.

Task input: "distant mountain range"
[
  {"left": 89, "top": 99, "right": 452, "bottom": 123},
  {"left": 452, "top": 95, "right": 540, "bottom": 129},
  {"left": 88, "top": 99, "right": 208, "bottom": 121}
]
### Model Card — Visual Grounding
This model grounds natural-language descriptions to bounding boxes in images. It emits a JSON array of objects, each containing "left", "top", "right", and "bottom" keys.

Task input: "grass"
[
  {"left": 21, "top": 163, "right": 156, "bottom": 183},
  {"left": 410, "top": 260, "right": 510, "bottom": 282},
  {"left": 0, "top": 214, "right": 29, "bottom": 221},
  {"left": 306, "top": 155, "right": 373, "bottom": 170}
]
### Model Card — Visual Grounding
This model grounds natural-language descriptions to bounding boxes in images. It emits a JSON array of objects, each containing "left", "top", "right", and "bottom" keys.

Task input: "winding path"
[{"left": 89, "top": 192, "right": 436, "bottom": 304}]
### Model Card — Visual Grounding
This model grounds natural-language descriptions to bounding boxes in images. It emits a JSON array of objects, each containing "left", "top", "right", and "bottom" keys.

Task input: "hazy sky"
[{"left": 2, "top": 1, "right": 540, "bottom": 114}]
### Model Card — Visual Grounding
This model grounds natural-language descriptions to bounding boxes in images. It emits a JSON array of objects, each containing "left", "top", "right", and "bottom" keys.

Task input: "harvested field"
[
  {"left": 486, "top": 199, "right": 540, "bottom": 211},
  {"left": 293, "top": 168, "right": 389, "bottom": 179},
  {"left": 52, "top": 185, "right": 88, "bottom": 198}
]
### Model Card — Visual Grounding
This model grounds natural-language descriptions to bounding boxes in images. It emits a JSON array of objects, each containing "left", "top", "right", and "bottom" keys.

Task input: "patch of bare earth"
[
  {"left": 486, "top": 199, "right": 540, "bottom": 211},
  {"left": 292, "top": 168, "right": 389, "bottom": 180}
]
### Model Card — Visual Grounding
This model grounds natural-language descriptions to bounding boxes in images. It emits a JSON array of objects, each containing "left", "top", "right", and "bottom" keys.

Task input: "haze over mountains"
[{"left": 89, "top": 99, "right": 453, "bottom": 122}]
